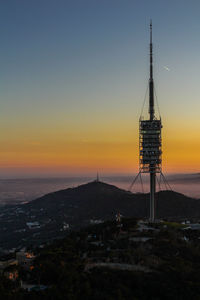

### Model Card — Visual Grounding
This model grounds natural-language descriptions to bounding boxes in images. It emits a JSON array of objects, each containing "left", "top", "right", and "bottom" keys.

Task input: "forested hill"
[{"left": 1, "top": 217, "right": 200, "bottom": 299}]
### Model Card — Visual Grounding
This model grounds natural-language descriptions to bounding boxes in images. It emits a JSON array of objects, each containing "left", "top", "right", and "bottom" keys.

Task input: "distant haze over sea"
[{"left": 0, "top": 173, "right": 200, "bottom": 206}]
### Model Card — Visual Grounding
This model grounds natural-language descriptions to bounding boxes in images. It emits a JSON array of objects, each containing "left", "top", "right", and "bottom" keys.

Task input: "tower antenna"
[
  {"left": 149, "top": 20, "right": 154, "bottom": 120},
  {"left": 130, "top": 21, "right": 162, "bottom": 222}
]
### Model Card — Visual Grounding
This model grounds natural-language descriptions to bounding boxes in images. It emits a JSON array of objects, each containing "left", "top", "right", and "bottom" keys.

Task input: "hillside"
[
  {"left": 0, "top": 181, "right": 199, "bottom": 251},
  {"left": 1, "top": 218, "right": 200, "bottom": 299}
]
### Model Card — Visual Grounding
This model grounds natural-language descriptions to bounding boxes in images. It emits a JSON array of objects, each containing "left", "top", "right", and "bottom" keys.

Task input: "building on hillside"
[{"left": 16, "top": 251, "right": 35, "bottom": 270}]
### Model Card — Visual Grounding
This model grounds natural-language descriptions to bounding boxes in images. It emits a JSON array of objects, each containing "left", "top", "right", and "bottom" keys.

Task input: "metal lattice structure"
[{"left": 139, "top": 118, "right": 162, "bottom": 173}]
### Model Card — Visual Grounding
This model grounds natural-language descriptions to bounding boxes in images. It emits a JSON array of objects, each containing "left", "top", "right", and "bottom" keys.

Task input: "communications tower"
[
  {"left": 130, "top": 21, "right": 171, "bottom": 222},
  {"left": 140, "top": 21, "right": 162, "bottom": 222}
]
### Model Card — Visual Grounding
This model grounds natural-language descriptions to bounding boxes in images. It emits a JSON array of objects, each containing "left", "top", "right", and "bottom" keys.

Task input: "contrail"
[{"left": 163, "top": 66, "right": 170, "bottom": 71}]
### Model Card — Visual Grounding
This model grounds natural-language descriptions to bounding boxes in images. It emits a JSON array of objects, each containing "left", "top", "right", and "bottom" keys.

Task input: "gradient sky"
[{"left": 1, "top": 0, "right": 200, "bottom": 178}]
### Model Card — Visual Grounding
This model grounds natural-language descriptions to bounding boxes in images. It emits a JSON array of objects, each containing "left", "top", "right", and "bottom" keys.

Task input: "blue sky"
[{"left": 1, "top": 0, "right": 200, "bottom": 177}]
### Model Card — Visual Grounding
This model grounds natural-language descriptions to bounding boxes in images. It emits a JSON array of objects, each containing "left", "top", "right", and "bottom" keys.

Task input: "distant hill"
[
  {"left": 26, "top": 181, "right": 200, "bottom": 220},
  {"left": 0, "top": 181, "right": 200, "bottom": 251}
]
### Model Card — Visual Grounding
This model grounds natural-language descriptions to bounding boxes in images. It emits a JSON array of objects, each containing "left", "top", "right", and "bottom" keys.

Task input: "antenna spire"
[
  {"left": 150, "top": 20, "right": 153, "bottom": 79},
  {"left": 149, "top": 20, "right": 154, "bottom": 120}
]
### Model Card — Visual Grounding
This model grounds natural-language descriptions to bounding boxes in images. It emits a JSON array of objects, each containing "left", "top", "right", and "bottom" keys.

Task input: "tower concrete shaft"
[{"left": 149, "top": 21, "right": 156, "bottom": 222}]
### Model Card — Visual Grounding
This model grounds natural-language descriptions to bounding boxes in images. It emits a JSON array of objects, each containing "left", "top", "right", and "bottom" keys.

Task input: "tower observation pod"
[{"left": 139, "top": 119, "right": 162, "bottom": 222}]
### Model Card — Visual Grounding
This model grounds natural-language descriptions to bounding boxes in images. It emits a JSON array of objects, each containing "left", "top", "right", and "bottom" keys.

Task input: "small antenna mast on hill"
[{"left": 96, "top": 172, "right": 100, "bottom": 182}]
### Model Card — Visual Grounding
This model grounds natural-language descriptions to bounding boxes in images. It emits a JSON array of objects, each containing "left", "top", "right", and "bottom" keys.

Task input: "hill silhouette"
[
  {"left": 0, "top": 181, "right": 200, "bottom": 250},
  {"left": 26, "top": 180, "right": 200, "bottom": 220}
]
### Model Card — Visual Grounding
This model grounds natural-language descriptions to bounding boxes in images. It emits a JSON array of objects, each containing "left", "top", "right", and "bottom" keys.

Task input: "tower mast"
[
  {"left": 149, "top": 20, "right": 156, "bottom": 222},
  {"left": 138, "top": 21, "right": 162, "bottom": 222},
  {"left": 149, "top": 20, "right": 154, "bottom": 120},
  {"left": 129, "top": 22, "right": 169, "bottom": 220}
]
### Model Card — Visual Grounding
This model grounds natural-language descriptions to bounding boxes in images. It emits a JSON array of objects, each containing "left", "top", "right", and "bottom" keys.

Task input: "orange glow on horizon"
[
  {"left": 1, "top": 133, "right": 200, "bottom": 175},
  {"left": 1, "top": 113, "right": 200, "bottom": 176}
]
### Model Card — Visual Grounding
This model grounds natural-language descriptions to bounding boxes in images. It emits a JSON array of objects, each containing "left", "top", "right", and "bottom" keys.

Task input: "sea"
[{"left": 0, "top": 173, "right": 200, "bottom": 206}]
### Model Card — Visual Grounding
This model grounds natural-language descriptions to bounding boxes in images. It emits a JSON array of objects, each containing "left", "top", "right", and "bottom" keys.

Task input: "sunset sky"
[{"left": 1, "top": 0, "right": 200, "bottom": 178}]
